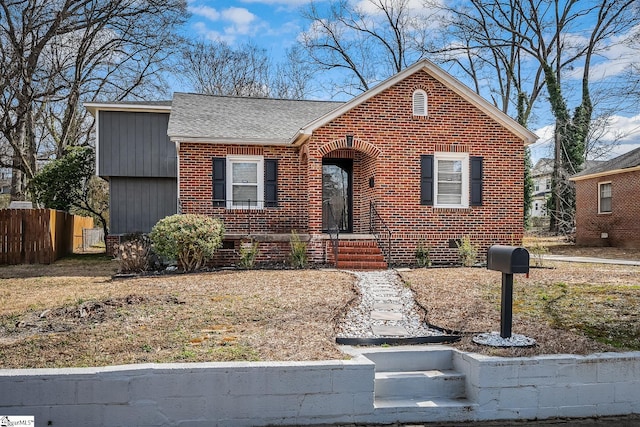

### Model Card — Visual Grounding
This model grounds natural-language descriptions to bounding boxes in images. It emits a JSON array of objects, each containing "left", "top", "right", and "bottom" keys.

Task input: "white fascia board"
[
  {"left": 84, "top": 102, "right": 171, "bottom": 116},
  {"left": 169, "top": 136, "right": 290, "bottom": 146},
  {"left": 296, "top": 59, "right": 538, "bottom": 145},
  {"left": 570, "top": 165, "right": 640, "bottom": 181}
]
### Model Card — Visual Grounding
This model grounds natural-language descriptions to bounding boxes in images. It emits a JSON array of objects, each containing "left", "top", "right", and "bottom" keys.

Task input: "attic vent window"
[{"left": 412, "top": 90, "right": 427, "bottom": 116}]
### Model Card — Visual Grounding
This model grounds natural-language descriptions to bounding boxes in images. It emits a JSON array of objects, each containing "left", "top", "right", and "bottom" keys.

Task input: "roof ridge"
[{"left": 172, "top": 92, "right": 343, "bottom": 104}]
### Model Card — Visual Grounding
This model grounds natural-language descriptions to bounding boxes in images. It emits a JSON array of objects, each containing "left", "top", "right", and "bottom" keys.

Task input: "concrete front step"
[
  {"left": 373, "top": 397, "right": 477, "bottom": 423},
  {"left": 360, "top": 348, "right": 455, "bottom": 372},
  {"left": 375, "top": 369, "right": 466, "bottom": 400}
]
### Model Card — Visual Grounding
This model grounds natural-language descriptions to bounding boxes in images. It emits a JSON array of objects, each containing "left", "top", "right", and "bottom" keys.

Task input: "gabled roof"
[
  {"left": 571, "top": 146, "right": 640, "bottom": 181},
  {"left": 291, "top": 59, "right": 538, "bottom": 145},
  {"left": 531, "top": 158, "right": 554, "bottom": 177},
  {"left": 167, "top": 93, "right": 343, "bottom": 145}
]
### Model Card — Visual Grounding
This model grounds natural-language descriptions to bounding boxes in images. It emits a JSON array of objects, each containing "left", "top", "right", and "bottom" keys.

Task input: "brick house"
[
  {"left": 570, "top": 146, "right": 640, "bottom": 248},
  {"left": 86, "top": 59, "right": 537, "bottom": 267}
]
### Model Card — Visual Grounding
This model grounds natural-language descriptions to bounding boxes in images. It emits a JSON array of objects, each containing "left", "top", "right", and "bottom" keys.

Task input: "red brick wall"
[
  {"left": 179, "top": 144, "right": 307, "bottom": 234},
  {"left": 178, "top": 69, "right": 527, "bottom": 265},
  {"left": 575, "top": 170, "right": 640, "bottom": 248},
  {"left": 306, "top": 70, "right": 525, "bottom": 264}
]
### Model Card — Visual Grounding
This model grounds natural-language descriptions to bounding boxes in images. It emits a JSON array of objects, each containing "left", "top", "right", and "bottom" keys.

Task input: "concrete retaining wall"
[
  {"left": 1, "top": 348, "right": 639, "bottom": 426},
  {"left": 455, "top": 350, "right": 640, "bottom": 421}
]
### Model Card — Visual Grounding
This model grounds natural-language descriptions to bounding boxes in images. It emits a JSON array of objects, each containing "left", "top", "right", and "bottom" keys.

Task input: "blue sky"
[
  {"left": 179, "top": 0, "right": 640, "bottom": 163},
  {"left": 181, "top": 0, "right": 303, "bottom": 68}
]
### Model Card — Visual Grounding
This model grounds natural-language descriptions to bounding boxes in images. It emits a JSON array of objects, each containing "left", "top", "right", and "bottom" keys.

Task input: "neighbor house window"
[
  {"left": 227, "top": 155, "right": 264, "bottom": 209},
  {"left": 434, "top": 153, "right": 469, "bottom": 208},
  {"left": 412, "top": 90, "right": 427, "bottom": 116},
  {"left": 599, "top": 182, "right": 612, "bottom": 214}
]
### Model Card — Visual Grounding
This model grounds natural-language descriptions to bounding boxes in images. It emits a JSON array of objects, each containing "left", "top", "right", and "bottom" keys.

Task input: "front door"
[{"left": 322, "top": 159, "right": 353, "bottom": 232}]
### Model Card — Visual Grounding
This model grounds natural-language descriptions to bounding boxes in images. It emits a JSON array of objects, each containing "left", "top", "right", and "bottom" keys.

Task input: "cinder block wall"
[
  {"left": 2, "top": 350, "right": 640, "bottom": 426},
  {"left": 0, "top": 359, "right": 375, "bottom": 427},
  {"left": 454, "top": 350, "right": 640, "bottom": 421}
]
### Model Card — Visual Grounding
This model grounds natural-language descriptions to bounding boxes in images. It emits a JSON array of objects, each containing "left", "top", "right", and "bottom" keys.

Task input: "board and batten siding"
[
  {"left": 98, "top": 111, "right": 176, "bottom": 178},
  {"left": 109, "top": 177, "right": 177, "bottom": 234},
  {"left": 97, "top": 110, "right": 177, "bottom": 235}
]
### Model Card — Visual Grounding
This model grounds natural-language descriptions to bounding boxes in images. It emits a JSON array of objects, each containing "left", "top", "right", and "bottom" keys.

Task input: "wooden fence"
[{"left": 0, "top": 209, "right": 94, "bottom": 265}]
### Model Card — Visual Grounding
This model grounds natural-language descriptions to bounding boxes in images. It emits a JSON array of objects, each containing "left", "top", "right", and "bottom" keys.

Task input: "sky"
[{"left": 180, "top": 0, "right": 640, "bottom": 164}]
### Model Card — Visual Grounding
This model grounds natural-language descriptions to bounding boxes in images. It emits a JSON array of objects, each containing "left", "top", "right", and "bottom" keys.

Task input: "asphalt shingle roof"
[
  {"left": 572, "top": 146, "right": 640, "bottom": 178},
  {"left": 167, "top": 93, "right": 344, "bottom": 142}
]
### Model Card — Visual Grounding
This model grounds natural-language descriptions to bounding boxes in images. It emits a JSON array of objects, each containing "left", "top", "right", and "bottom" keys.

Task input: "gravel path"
[{"left": 336, "top": 270, "right": 446, "bottom": 339}]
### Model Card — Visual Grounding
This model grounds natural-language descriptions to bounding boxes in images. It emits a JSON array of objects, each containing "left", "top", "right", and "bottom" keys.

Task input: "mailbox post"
[{"left": 486, "top": 245, "right": 530, "bottom": 339}]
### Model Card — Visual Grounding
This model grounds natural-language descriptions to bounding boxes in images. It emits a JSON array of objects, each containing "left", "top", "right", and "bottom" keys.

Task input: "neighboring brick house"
[
  {"left": 86, "top": 59, "right": 537, "bottom": 267},
  {"left": 570, "top": 146, "right": 640, "bottom": 248}
]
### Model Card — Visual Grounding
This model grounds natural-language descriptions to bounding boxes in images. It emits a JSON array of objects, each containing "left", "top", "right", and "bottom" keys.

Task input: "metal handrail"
[
  {"left": 370, "top": 201, "right": 392, "bottom": 265},
  {"left": 322, "top": 199, "right": 340, "bottom": 266}
]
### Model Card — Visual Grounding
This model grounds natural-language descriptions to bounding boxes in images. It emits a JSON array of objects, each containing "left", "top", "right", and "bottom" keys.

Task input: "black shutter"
[
  {"left": 212, "top": 157, "right": 226, "bottom": 207},
  {"left": 265, "top": 159, "right": 278, "bottom": 207},
  {"left": 420, "top": 155, "right": 434, "bottom": 205},
  {"left": 470, "top": 156, "right": 483, "bottom": 206}
]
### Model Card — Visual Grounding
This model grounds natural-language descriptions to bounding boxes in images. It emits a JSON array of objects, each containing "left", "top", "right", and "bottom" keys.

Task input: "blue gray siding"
[
  {"left": 109, "top": 177, "right": 177, "bottom": 234},
  {"left": 99, "top": 111, "right": 176, "bottom": 178}
]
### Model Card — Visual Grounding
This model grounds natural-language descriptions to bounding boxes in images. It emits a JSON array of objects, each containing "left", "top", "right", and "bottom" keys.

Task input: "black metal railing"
[
  {"left": 369, "top": 201, "right": 392, "bottom": 265},
  {"left": 322, "top": 199, "right": 340, "bottom": 265}
]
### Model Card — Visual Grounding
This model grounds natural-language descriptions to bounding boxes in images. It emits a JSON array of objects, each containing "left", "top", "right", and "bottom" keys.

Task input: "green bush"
[
  {"left": 456, "top": 235, "right": 478, "bottom": 267},
  {"left": 149, "top": 214, "right": 224, "bottom": 272},
  {"left": 289, "top": 230, "right": 308, "bottom": 268}
]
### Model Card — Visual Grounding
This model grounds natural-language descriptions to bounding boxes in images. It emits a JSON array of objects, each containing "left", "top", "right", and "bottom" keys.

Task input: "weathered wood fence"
[{"left": 0, "top": 209, "right": 94, "bottom": 264}]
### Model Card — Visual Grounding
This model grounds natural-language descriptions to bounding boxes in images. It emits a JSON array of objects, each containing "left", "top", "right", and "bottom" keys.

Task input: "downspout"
[{"left": 175, "top": 141, "right": 181, "bottom": 214}]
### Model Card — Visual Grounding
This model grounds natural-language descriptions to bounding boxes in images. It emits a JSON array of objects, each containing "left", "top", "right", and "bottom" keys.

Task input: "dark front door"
[{"left": 322, "top": 159, "right": 353, "bottom": 232}]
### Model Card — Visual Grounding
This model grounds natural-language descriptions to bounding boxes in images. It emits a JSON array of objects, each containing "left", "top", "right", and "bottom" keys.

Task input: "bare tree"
[
  {"left": 177, "top": 41, "right": 314, "bottom": 100},
  {"left": 177, "top": 41, "right": 271, "bottom": 97},
  {"left": 300, "top": 0, "right": 433, "bottom": 95},
  {"left": 434, "top": 0, "right": 640, "bottom": 232},
  {"left": 0, "top": 0, "right": 188, "bottom": 200}
]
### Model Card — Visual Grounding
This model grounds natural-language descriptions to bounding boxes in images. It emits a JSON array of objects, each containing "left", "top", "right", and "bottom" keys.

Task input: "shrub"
[
  {"left": 529, "top": 242, "right": 549, "bottom": 267},
  {"left": 415, "top": 241, "right": 431, "bottom": 268},
  {"left": 289, "top": 230, "right": 308, "bottom": 268},
  {"left": 113, "top": 233, "right": 152, "bottom": 273},
  {"left": 238, "top": 239, "right": 260, "bottom": 269},
  {"left": 457, "top": 235, "right": 478, "bottom": 267},
  {"left": 149, "top": 214, "right": 224, "bottom": 272}
]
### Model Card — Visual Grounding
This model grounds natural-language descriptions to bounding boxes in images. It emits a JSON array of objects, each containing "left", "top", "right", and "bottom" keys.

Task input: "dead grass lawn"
[
  {"left": 2, "top": 239, "right": 640, "bottom": 367},
  {"left": 0, "top": 256, "right": 355, "bottom": 368},
  {"left": 402, "top": 261, "right": 640, "bottom": 357}
]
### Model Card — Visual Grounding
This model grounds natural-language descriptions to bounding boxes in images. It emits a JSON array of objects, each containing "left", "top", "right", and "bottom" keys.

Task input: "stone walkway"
[{"left": 335, "top": 270, "right": 445, "bottom": 339}]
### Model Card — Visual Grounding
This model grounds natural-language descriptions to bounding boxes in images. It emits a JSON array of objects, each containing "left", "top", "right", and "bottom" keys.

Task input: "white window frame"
[
  {"left": 434, "top": 152, "right": 469, "bottom": 208},
  {"left": 226, "top": 155, "right": 264, "bottom": 210},
  {"left": 598, "top": 181, "right": 612, "bottom": 214},
  {"left": 412, "top": 89, "right": 428, "bottom": 116}
]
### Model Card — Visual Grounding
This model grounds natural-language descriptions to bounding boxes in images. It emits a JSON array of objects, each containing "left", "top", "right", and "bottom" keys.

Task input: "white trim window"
[
  {"left": 226, "top": 155, "right": 264, "bottom": 209},
  {"left": 434, "top": 152, "right": 469, "bottom": 208},
  {"left": 598, "top": 181, "right": 612, "bottom": 214},
  {"left": 412, "top": 89, "right": 428, "bottom": 116}
]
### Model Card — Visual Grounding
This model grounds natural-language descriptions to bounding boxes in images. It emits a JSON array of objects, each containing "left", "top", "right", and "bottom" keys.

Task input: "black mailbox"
[{"left": 487, "top": 245, "right": 530, "bottom": 274}]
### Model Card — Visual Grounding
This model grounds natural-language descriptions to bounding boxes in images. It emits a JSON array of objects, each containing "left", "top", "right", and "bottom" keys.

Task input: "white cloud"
[
  {"left": 219, "top": 7, "right": 257, "bottom": 36},
  {"left": 188, "top": 5, "right": 220, "bottom": 21},
  {"left": 564, "top": 26, "right": 639, "bottom": 82}
]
